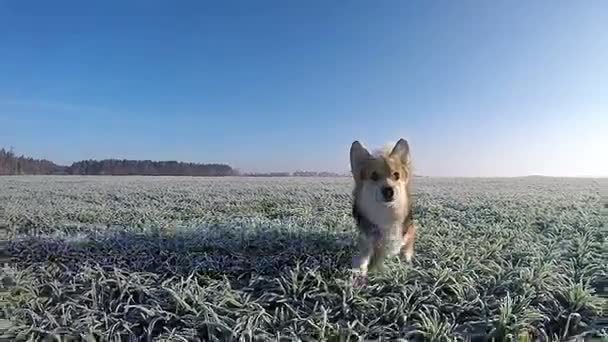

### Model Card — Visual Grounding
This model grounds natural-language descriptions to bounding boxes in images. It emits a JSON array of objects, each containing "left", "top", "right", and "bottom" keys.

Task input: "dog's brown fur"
[{"left": 350, "top": 139, "right": 416, "bottom": 275}]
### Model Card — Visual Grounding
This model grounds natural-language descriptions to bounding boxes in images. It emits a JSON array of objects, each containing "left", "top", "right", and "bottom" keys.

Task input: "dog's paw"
[
  {"left": 400, "top": 250, "right": 414, "bottom": 264},
  {"left": 350, "top": 270, "right": 368, "bottom": 288},
  {"left": 352, "top": 274, "right": 368, "bottom": 288}
]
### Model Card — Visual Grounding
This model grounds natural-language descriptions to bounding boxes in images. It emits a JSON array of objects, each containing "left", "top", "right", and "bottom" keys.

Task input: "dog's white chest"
[{"left": 373, "top": 224, "right": 404, "bottom": 257}]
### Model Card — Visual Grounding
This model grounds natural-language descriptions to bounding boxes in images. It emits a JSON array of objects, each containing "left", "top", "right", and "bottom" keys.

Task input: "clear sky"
[{"left": 1, "top": 0, "right": 606, "bottom": 177}]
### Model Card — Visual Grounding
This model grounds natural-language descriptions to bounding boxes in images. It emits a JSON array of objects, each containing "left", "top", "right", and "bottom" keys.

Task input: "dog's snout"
[{"left": 381, "top": 186, "right": 394, "bottom": 201}]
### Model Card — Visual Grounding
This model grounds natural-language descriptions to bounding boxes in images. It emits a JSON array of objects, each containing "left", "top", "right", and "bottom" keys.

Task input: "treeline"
[
  {"left": 70, "top": 159, "right": 234, "bottom": 176},
  {"left": 0, "top": 148, "right": 352, "bottom": 177},
  {"left": 0, "top": 148, "right": 66, "bottom": 175},
  {"left": 293, "top": 171, "right": 344, "bottom": 177},
  {"left": 242, "top": 171, "right": 347, "bottom": 177},
  {"left": 0, "top": 148, "right": 235, "bottom": 176}
]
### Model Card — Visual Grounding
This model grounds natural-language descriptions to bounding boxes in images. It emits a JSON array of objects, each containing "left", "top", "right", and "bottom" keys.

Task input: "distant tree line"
[
  {"left": 0, "top": 148, "right": 236, "bottom": 176},
  {"left": 70, "top": 159, "right": 234, "bottom": 176},
  {"left": 0, "top": 148, "right": 66, "bottom": 175},
  {"left": 242, "top": 171, "right": 347, "bottom": 177},
  {"left": 242, "top": 172, "right": 292, "bottom": 177},
  {"left": 293, "top": 171, "right": 344, "bottom": 177},
  {"left": 0, "top": 147, "right": 358, "bottom": 177}
]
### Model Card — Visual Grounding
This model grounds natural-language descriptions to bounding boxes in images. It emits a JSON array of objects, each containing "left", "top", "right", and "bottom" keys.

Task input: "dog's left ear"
[
  {"left": 390, "top": 138, "right": 410, "bottom": 165},
  {"left": 350, "top": 140, "right": 371, "bottom": 175}
]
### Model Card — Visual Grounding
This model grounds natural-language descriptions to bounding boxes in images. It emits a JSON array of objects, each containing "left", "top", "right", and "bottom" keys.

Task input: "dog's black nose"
[{"left": 381, "top": 186, "right": 394, "bottom": 201}]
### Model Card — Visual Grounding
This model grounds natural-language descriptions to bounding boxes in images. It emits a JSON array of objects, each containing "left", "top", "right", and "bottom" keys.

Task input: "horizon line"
[{"left": 1, "top": 146, "right": 606, "bottom": 179}]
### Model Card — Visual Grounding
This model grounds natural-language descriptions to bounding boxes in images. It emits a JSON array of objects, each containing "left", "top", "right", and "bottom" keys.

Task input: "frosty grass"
[{"left": 1, "top": 176, "right": 606, "bottom": 341}]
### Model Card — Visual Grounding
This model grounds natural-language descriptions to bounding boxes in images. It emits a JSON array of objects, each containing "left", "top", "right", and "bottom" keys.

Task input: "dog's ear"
[
  {"left": 390, "top": 138, "right": 410, "bottom": 165},
  {"left": 350, "top": 141, "right": 371, "bottom": 176}
]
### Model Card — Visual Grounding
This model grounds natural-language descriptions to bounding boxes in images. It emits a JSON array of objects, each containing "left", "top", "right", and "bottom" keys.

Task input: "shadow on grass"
[
  {"left": 8, "top": 225, "right": 358, "bottom": 281},
  {"left": 5, "top": 227, "right": 432, "bottom": 341},
  {"left": 4, "top": 226, "right": 607, "bottom": 341}
]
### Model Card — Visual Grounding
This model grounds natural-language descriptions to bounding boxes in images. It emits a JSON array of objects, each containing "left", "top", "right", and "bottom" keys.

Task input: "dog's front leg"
[
  {"left": 401, "top": 223, "right": 416, "bottom": 263},
  {"left": 352, "top": 232, "right": 374, "bottom": 275}
]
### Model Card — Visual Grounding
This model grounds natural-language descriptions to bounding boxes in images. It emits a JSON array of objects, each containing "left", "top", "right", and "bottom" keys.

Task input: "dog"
[{"left": 349, "top": 138, "right": 416, "bottom": 277}]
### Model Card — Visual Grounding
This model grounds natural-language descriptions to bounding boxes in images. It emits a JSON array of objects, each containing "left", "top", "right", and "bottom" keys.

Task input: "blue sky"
[{"left": 1, "top": 0, "right": 606, "bottom": 176}]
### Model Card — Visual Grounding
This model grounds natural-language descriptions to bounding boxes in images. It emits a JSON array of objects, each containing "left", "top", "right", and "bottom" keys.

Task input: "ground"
[{"left": 0, "top": 176, "right": 606, "bottom": 341}]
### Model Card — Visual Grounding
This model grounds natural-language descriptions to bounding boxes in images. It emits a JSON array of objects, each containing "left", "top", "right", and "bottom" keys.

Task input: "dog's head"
[{"left": 350, "top": 139, "right": 411, "bottom": 223}]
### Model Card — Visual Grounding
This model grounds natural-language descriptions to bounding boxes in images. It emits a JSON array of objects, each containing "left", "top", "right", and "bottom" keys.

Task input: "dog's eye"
[
  {"left": 370, "top": 172, "right": 379, "bottom": 181},
  {"left": 393, "top": 172, "right": 400, "bottom": 180}
]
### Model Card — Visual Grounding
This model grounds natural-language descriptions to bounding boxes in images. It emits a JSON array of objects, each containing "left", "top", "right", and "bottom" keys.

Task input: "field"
[{"left": 1, "top": 176, "right": 606, "bottom": 341}]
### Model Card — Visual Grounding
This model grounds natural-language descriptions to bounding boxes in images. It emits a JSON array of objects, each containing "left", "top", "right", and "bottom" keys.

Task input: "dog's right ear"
[
  {"left": 390, "top": 138, "right": 410, "bottom": 165},
  {"left": 350, "top": 141, "right": 371, "bottom": 177}
]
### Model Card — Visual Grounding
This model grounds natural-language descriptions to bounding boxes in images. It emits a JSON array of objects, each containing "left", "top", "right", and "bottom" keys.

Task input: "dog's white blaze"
[
  {"left": 383, "top": 223, "right": 406, "bottom": 256},
  {"left": 357, "top": 181, "right": 409, "bottom": 258}
]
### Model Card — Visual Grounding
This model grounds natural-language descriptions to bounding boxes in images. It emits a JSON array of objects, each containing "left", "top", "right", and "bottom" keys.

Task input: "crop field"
[{"left": 0, "top": 176, "right": 606, "bottom": 341}]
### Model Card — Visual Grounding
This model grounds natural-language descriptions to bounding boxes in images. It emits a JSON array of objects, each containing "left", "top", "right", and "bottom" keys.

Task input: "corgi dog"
[{"left": 349, "top": 138, "right": 416, "bottom": 276}]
